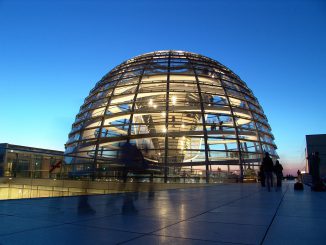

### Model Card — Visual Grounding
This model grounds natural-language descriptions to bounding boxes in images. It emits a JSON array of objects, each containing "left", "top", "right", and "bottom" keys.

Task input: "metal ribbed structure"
[{"left": 65, "top": 50, "right": 277, "bottom": 182}]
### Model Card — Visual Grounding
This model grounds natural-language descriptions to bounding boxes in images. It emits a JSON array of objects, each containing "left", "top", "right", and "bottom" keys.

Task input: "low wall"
[{"left": 0, "top": 177, "right": 211, "bottom": 200}]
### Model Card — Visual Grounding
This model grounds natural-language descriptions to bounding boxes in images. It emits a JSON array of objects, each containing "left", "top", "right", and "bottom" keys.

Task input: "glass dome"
[{"left": 65, "top": 50, "right": 277, "bottom": 182}]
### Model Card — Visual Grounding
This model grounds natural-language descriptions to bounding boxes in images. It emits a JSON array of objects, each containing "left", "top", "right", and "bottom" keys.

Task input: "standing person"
[
  {"left": 262, "top": 152, "right": 274, "bottom": 192},
  {"left": 297, "top": 169, "right": 302, "bottom": 183},
  {"left": 308, "top": 152, "right": 325, "bottom": 191},
  {"left": 274, "top": 160, "right": 283, "bottom": 190}
]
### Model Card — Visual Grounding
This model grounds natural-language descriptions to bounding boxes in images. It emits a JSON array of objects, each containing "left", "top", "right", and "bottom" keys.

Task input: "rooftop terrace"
[{"left": 0, "top": 182, "right": 325, "bottom": 244}]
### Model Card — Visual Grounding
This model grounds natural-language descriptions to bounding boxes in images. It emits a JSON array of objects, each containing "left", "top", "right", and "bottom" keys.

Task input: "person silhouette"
[
  {"left": 259, "top": 164, "right": 265, "bottom": 187},
  {"left": 297, "top": 169, "right": 302, "bottom": 183},
  {"left": 274, "top": 160, "right": 283, "bottom": 190},
  {"left": 262, "top": 152, "right": 274, "bottom": 192}
]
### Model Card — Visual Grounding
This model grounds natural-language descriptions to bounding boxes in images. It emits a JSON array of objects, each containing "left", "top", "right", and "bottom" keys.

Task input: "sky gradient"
[{"left": 1, "top": 0, "right": 325, "bottom": 175}]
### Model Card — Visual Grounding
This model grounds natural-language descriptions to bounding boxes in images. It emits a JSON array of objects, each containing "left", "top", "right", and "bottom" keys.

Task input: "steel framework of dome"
[{"left": 65, "top": 50, "right": 277, "bottom": 182}]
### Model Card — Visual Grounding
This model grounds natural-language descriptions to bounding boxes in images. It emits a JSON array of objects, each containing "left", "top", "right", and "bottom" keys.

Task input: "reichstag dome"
[{"left": 65, "top": 50, "right": 277, "bottom": 183}]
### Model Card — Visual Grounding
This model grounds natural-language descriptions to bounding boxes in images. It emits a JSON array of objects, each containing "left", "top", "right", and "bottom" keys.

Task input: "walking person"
[
  {"left": 274, "top": 160, "right": 283, "bottom": 191},
  {"left": 262, "top": 152, "right": 274, "bottom": 192},
  {"left": 259, "top": 164, "right": 265, "bottom": 187}
]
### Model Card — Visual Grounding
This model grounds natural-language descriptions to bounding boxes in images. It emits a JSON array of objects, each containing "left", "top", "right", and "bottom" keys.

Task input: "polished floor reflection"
[{"left": 0, "top": 183, "right": 325, "bottom": 244}]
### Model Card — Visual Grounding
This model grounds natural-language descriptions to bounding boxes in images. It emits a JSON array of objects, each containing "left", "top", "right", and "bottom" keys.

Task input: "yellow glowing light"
[
  {"left": 162, "top": 127, "right": 167, "bottom": 133},
  {"left": 148, "top": 99, "right": 153, "bottom": 105},
  {"left": 171, "top": 96, "right": 177, "bottom": 105},
  {"left": 153, "top": 104, "right": 157, "bottom": 108},
  {"left": 181, "top": 124, "right": 185, "bottom": 128},
  {"left": 161, "top": 112, "right": 166, "bottom": 117}
]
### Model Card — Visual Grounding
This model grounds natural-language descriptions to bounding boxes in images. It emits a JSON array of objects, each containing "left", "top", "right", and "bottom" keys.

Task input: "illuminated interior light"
[
  {"left": 181, "top": 124, "right": 185, "bottom": 128},
  {"left": 171, "top": 96, "right": 177, "bottom": 105},
  {"left": 161, "top": 111, "right": 166, "bottom": 117},
  {"left": 153, "top": 104, "right": 157, "bottom": 108},
  {"left": 148, "top": 99, "right": 153, "bottom": 105}
]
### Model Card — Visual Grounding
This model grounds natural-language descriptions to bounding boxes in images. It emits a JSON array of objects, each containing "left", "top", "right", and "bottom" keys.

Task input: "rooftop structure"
[
  {"left": 306, "top": 134, "right": 326, "bottom": 178},
  {"left": 65, "top": 50, "right": 277, "bottom": 182},
  {"left": 0, "top": 143, "right": 64, "bottom": 178}
]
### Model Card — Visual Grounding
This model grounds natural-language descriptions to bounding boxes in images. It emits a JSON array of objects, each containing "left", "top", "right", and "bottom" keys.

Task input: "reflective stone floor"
[{"left": 0, "top": 182, "right": 325, "bottom": 244}]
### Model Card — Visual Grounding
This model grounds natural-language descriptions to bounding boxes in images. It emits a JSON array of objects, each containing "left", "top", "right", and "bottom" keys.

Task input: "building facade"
[
  {"left": 65, "top": 50, "right": 278, "bottom": 182},
  {"left": 0, "top": 143, "right": 64, "bottom": 179},
  {"left": 306, "top": 134, "right": 326, "bottom": 178}
]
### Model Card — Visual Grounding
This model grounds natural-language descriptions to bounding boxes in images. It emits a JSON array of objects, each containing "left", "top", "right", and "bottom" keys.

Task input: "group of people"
[{"left": 259, "top": 152, "right": 283, "bottom": 191}]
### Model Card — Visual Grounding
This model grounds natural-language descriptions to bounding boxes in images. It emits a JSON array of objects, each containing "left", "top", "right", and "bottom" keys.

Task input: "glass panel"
[{"left": 81, "top": 129, "right": 97, "bottom": 140}]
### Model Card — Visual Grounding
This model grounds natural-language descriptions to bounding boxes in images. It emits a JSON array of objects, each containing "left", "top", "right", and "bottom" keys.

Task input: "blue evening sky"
[{"left": 0, "top": 0, "right": 325, "bottom": 174}]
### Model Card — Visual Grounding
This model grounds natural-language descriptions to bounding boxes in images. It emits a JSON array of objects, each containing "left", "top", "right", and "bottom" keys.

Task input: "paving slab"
[{"left": 0, "top": 182, "right": 324, "bottom": 245}]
